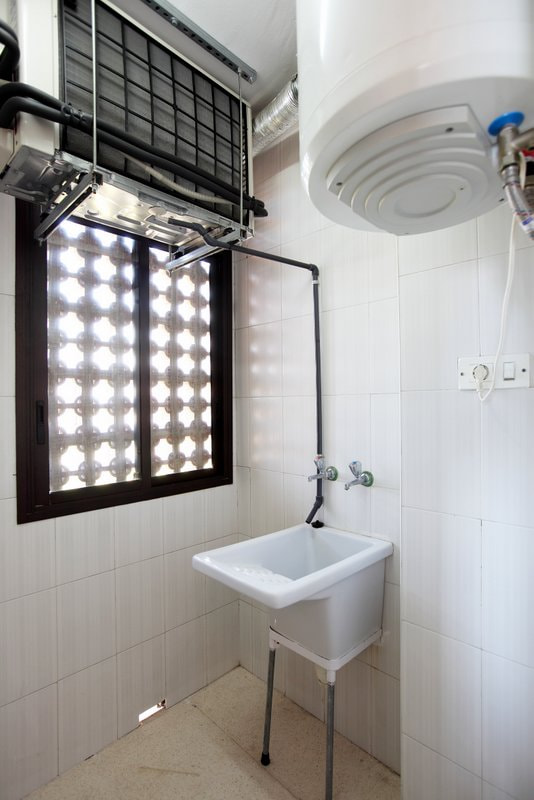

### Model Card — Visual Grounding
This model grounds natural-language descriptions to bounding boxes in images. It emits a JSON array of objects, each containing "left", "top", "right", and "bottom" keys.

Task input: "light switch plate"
[{"left": 458, "top": 353, "right": 532, "bottom": 390}]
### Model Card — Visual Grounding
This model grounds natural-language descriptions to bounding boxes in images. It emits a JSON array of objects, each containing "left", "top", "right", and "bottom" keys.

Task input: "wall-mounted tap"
[
  {"left": 344, "top": 460, "right": 374, "bottom": 490},
  {"left": 307, "top": 455, "right": 338, "bottom": 482}
]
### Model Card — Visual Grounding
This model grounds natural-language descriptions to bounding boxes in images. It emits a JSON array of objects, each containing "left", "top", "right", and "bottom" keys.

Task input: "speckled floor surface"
[{"left": 26, "top": 667, "right": 400, "bottom": 800}]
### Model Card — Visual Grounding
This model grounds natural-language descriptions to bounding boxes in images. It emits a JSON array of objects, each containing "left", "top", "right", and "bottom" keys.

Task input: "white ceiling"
[{"left": 113, "top": 0, "right": 297, "bottom": 113}]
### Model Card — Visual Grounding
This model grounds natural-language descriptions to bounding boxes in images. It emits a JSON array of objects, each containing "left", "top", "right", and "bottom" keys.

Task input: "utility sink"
[{"left": 193, "top": 524, "right": 393, "bottom": 662}]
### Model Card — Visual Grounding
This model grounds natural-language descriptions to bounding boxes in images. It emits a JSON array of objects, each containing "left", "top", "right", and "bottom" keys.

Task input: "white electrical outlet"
[{"left": 458, "top": 353, "right": 532, "bottom": 390}]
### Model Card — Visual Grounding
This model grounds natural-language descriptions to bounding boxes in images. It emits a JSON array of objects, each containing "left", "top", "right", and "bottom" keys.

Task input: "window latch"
[{"left": 35, "top": 401, "right": 46, "bottom": 445}]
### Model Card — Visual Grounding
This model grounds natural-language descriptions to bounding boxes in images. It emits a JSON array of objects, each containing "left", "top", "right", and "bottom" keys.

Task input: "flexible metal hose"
[
  {"left": 252, "top": 76, "right": 298, "bottom": 156},
  {"left": 502, "top": 163, "right": 534, "bottom": 239}
]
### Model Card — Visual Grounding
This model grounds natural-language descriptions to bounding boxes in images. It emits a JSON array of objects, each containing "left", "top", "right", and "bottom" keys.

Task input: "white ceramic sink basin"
[
  {"left": 193, "top": 523, "right": 391, "bottom": 609},
  {"left": 193, "top": 524, "right": 392, "bottom": 662}
]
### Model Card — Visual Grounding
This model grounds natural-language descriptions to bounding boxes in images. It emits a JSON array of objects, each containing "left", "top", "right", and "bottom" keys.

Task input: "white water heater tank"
[{"left": 296, "top": 0, "right": 534, "bottom": 234}]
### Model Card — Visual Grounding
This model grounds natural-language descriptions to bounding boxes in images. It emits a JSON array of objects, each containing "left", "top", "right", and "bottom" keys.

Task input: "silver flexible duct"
[
  {"left": 502, "top": 163, "right": 534, "bottom": 239},
  {"left": 252, "top": 75, "right": 298, "bottom": 156}
]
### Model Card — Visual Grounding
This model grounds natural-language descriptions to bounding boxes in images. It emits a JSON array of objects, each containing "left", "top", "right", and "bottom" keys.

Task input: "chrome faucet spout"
[
  {"left": 344, "top": 460, "right": 374, "bottom": 490},
  {"left": 307, "top": 455, "right": 338, "bottom": 482}
]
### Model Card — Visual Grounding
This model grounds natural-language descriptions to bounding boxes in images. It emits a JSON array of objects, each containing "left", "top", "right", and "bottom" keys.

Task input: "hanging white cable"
[
  {"left": 127, "top": 155, "right": 234, "bottom": 209},
  {"left": 477, "top": 216, "right": 517, "bottom": 402}
]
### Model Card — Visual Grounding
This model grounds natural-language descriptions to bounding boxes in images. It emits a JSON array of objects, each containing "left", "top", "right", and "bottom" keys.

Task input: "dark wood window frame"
[{"left": 15, "top": 201, "right": 233, "bottom": 523}]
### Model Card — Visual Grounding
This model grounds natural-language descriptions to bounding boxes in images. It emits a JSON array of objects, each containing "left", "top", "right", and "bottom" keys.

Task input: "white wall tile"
[
  {"left": 400, "top": 261, "right": 479, "bottom": 390},
  {"left": 206, "top": 601, "right": 239, "bottom": 683},
  {"left": 243, "top": 255, "right": 282, "bottom": 326},
  {"left": 482, "top": 521, "right": 534, "bottom": 668},
  {"left": 57, "top": 571, "right": 116, "bottom": 679},
  {"left": 236, "top": 466, "right": 251, "bottom": 536},
  {"left": 0, "top": 684, "right": 58, "bottom": 800},
  {"left": 369, "top": 581, "right": 400, "bottom": 679},
  {"left": 56, "top": 507, "right": 115, "bottom": 584},
  {"left": 0, "top": 499, "right": 55, "bottom": 603},
  {"left": 0, "top": 294, "right": 14, "bottom": 396},
  {"left": 0, "top": 589, "right": 57, "bottom": 706},
  {"left": 402, "top": 622, "right": 482, "bottom": 775},
  {"left": 249, "top": 397, "right": 283, "bottom": 471},
  {"left": 481, "top": 389, "right": 534, "bottom": 528},
  {"left": 334, "top": 656, "right": 371, "bottom": 751},
  {"left": 252, "top": 178, "right": 282, "bottom": 254},
  {"left": 370, "top": 298, "right": 400, "bottom": 394},
  {"left": 58, "top": 656, "right": 117, "bottom": 773},
  {"left": 280, "top": 246, "right": 315, "bottom": 319},
  {"left": 402, "top": 735, "right": 482, "bottom": 800},
  {"left": 368, "top": 233, "right": 398, "bottom": 302},
  {"left": 205, "top": 535, "right": 238, "bottom": 612},
  {"left": 402, "top": 508, "right": 481, "bottom": 646},
  {"left": 162, "top": 491, "right": 206, "bottom": 553},
  {"left": 370, "top": 488, "right": 400, "bottom": 585},
  {"left": 323, "top": 394, "right": 371, "bottom": 479},
  {"left": 116, "top": 556, "right": 164, "bottom": 652},
  {"left": 323, "top": 477, "right": 371, "bottom": 534},
  {"left": 398, "top": 219, "right": 477, "bottom": 275},
  {"left": 282, "top": 314, "right": 315, "bottom": 397},
  {"left": 248, "top": 321, "right": 282, "bottom": 397},
  {"left": 250, "top": 469, "right": 284, "bottom": 537},
  {"left": 282, "top": 396, "right": 316, "bottom": 476},
  {"left": 477, "top": 201, "right": 533, "bottom": 259},
  {"left": 235, "top": 327, "right": 250, "bottom": 397},
  {"left": 0, "top": 397, "right": 16, "bottom": 499},
  {"left": 235, "top": 397, "right": 250, "bottom": 467},
  {"left": 371, "top": 671, "right": 400, "bottom": 774},
  {"left": 479, "top": 247, "right": 534, "bottom": 354},
  {"left": 205, "top": 484, "right": 238, "bottom": 540},
  {"left": 254, "top": 142, "right": 281, "bottom": 186},
  {"left": 402, "top": 390, "right": 481, "bottom": 517},
  {"left": 234, "top": 259, "right": 249, "bottom": 330},
  {"left": 371, "top": 394, "right": 400, "bottom": 489},
  {"left": 322, "top": 305, "right": 370, "bottom": 396},
  {"left": 117, "top": 635, "right": 165, "bottom": 737},
  {"left": 114, "top": 499, "right": 163, "bottom": 567},
  {"left": 482, "top": 652, "right": 534, "bottom": 800},
  {"left": 0, "top": 195, "right": 15, "bottom": 296},
  {"left": 280, "top": 133, "right": 328, "bottom": 244},
  {"left": 165, "top": 616, "right": 207, "bottom": 707},
  {"left": 319, "top": 225, "right": 369, "bottom": 311},
  {"left": 283, "top": 472, "right": 318, "bottom": 528},
  {"left": 164, "top": 545, "right": 205, "bottom": 630}
]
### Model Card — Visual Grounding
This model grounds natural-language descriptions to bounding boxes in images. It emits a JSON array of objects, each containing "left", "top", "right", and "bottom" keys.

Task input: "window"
[{"left": 15, "top": 202, "right": 232, "bottom": 522}]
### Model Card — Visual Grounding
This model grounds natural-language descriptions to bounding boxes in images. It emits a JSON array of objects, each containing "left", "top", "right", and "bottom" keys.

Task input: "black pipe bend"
[
  {"left": 0, "top": 86, "right": 267, "bottom": 216},
  {"left": 0, "top": 27, "right": 20, "bottom": 79},
  {"left": 0, "top": 93, "right": 266, "bottom": 215},
  {"left": 0, "top": 18, "right": 18, "bottom": 42}
]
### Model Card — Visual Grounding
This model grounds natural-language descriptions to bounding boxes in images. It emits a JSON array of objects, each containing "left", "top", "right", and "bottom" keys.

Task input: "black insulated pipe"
[
  {"left": 167, "top": 220, "right": 325, "bottom": 525},
  {"left": 0, "top": 84, "right": 267, "bottom": 217},
  {"left": 0, "top": 22, "right": 20, "bottom": 81}
]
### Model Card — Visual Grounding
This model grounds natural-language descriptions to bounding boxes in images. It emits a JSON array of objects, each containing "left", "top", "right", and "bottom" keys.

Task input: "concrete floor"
[{"left": 26, "top": 667, "right": 400, "bottom": 800}]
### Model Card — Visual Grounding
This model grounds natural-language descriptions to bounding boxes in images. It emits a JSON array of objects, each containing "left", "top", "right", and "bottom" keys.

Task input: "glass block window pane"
[
  {"left": 149, "top": 248, "right": 212, "bottom": 476},
  {"left": 47, "top": 220, "right": 138, "bottom": 492}
]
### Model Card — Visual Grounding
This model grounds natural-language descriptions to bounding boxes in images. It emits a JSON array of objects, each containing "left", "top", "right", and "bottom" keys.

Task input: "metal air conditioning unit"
[{"left": 0, "top": 0, "right": 265, "bottom": 263}]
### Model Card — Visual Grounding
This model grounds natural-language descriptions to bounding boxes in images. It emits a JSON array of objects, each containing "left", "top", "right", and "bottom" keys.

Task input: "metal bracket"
[
  {"left": 139, "top": 0, "right": 257, "bottom": 84},
  {"left": 34, "top": 172, "right": 101, "bottom": 242}
]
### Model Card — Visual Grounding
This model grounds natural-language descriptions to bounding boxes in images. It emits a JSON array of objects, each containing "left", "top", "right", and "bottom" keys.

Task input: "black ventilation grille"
[{"left": 60, "top": 0, "right": 248, "bottom": 224}]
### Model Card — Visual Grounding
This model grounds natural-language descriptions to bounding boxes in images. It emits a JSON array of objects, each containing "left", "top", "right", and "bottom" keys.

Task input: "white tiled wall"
[
  {"left": 236, "top": 134, "right": 401, "bottom": 774},
  {"left": 0, "top": 195, "right": 239, "bottom": 800},
  {"left": 400, "top": 203, "right": 534, "bottom": 800}
]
